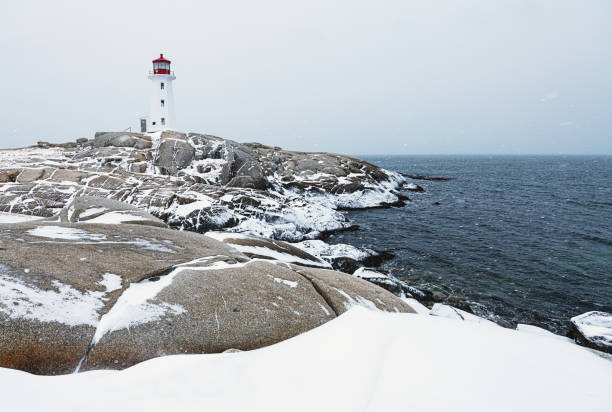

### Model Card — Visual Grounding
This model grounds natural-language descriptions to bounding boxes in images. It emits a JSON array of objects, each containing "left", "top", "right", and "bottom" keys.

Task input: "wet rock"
[
  {"left": 432, "top": 291, "right": 446, "bottom": 302},
  {"left": 330, "top": 257, "right": 362, "bottom": 274}
]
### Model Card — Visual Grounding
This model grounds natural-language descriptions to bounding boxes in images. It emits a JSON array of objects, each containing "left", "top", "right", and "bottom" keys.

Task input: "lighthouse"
[{"left": 141, "top": 54, "right": 176, "bottom": 132}]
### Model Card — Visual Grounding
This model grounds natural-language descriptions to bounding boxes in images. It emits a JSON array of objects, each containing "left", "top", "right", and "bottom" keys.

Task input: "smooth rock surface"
[
  {"left": 0, "top": 220, "right": 417, "bottom": 374},
  {"left": 0, "top": 222, "right": 245, "bottom": 374},
  {"left": 82, "top": 260, "right": 336, "bottom": 371}
]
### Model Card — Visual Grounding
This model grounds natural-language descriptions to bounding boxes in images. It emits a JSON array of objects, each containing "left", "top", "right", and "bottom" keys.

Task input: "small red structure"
[{"left": 152, "top": 54, "right": 171, "bottom": 75}]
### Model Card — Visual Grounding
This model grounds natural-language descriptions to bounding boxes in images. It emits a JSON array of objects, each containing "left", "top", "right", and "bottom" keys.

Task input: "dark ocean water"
[{"left": 331, "top": 155, "right": 612, "bottom": 334}]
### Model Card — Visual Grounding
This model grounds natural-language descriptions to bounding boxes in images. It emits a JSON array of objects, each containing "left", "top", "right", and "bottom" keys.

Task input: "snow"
[
  {"left": 571, "top": 311, "right": 612, "bottom": 349},
  {"left": 332, "top": 287, "right": 379, "bottom": 311},
  {"left": 267, "top": 275, "right": 298, "bottom": 288},
  {"left": 26, "top": 226, "right": 107, "bottom": 241},
  {"left": 1, "top": 307, "right": 611, "bottom": 411},
  {"left": 402, "top": 297, "right": 430, "bottom": 315},
  {"left": 0, "top": 212, "right": 41, "bottom": 223},
  {"left": 430, "top": 303, "right": 499, "bottom": 327},
  {"left": 204, "top": 231, "right": 252, "bottom": 242},
  {"left": 98, "top": 273, "right": 122, "bottom": 293},
  {"left": 84, "top": 211, "right": 150, "bottom": 224},
  {"left": 295, "top": 239, "right": 375, "bottom": 262},
  {"left": 0, "top": 264, "right": 105, "bottom": 327},
  {"left": 516, "top": 324, "right": 572, "bottom": 342},
  {"left": 174, "top": 199, "right": 213, "bottom": 217},
  {"left": 76, "top": 207, "right": 108, "bottom": 219}
]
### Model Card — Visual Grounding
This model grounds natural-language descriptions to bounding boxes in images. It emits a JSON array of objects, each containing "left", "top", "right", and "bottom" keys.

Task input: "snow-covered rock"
[
  {"left": 56, "top": 196, "right": 166, "bottom": 227},
  {"left": 570, "top": 311, "right": 612, "bottom": 354},
  {"left": 0, "top": 131, "right": 407, "bottom": 242},
  {"left": 0, "top": 221, "right": 415, "bottom": 374},
  {"left": 430, "top": 303, "right": 499, "bottom": 327},
  {"left": 293, "top": 239, "right": 393, "bottom": 273},
  {"left": 1, "top": 307, "right": 610, "bottom": 412},
  {"left": 352, "top": 267, "right": 428, "bottom": 299},
  {"left": 205, "top": 231, "right": 331, "bottom": 268},
  {"left": 0, "top": 212, "right": 43, "bottom": 223}
]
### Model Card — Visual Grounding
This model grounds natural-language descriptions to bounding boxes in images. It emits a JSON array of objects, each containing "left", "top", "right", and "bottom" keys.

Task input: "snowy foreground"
[{"left": 2, "top": 307, "right": 610, "bottom": 412}]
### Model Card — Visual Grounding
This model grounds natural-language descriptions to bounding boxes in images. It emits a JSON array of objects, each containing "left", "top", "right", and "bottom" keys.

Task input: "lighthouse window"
[
  {"left": 161, "top": 99, "right": 165, "bottom": 108},
  {"left": 160, "top": 82, "right": 164, "bottom": 90},
  {"left": 161, "top": 118, "right": 166, "bottom": 126}
]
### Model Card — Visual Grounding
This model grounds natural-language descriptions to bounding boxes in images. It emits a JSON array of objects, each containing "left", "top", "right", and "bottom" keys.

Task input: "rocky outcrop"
[
  {"left": 569, "top": 311, "right": 612, "bottom": 354},
  {"left": 0, "top": 130, "right": 413, "bottom": 241},
  {"left": 153, "top": 135, "right": 195, "bottom": 174},
  {"left": 0, "top": 218, "right": 417, "bottom": 375},
  {"left": 0, "top": 221, "right": 244, "bottom": 375}
]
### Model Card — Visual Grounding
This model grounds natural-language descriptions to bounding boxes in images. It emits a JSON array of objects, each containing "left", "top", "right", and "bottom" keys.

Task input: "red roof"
[{"left": 152, "top": 54, "right": 171, "bottom": 64}]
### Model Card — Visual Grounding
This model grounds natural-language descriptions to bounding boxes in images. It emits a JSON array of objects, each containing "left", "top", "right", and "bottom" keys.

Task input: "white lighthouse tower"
[{"left": 141, "top": 54, "right": 176, "bottom": 132}]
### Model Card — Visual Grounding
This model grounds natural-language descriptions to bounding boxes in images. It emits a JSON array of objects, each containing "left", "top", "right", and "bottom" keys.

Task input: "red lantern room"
[{"left": 152, "top": 54, "right": 171, "bottom": 75}]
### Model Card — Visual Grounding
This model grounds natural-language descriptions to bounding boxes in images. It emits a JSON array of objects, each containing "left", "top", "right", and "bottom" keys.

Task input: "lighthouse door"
[{"left": 140, "top": 118, "right": 147, "bottom": 133}]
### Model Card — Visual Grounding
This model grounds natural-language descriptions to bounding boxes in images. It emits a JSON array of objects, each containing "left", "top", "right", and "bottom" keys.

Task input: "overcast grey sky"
[{"left": 2, "top": 0, "right": 611, "bottom": 154}]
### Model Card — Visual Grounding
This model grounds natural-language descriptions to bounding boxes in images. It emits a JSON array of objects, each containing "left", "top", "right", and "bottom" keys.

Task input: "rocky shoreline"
[{"left": 0, "top": 131, "right": 610, "bottom": 375}]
